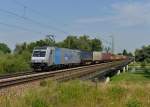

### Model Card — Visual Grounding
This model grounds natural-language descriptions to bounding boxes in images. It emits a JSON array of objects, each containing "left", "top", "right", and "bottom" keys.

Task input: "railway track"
[
  {"left": 0, "top": 71, "right": 36, "bottom": 79},
  {"left": 0, "top": 60, "right": 131, "bottom": 89}
]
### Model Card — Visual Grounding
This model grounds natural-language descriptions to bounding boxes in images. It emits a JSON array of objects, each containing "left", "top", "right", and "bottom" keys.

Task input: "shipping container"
[
  {"left": 116, "top": 55, "right": 121, "bottom": 60},
  {"left": 54, "top": 48, "right": 81, "bottom": 65},
  {"left": 102, "top": 53, "right": 112, "bottom": 61},
  {"left": 110, "top": 55, "right": 115, "bottom": 61},
  {"left": 80, "top": 51, "right": 93, "bottom": 63},
  {"left": 93, "top": 51, "right": 103, "bottom": 63},
  {"left": 122, "top": 56, "right": 127, "bottom": 60}
]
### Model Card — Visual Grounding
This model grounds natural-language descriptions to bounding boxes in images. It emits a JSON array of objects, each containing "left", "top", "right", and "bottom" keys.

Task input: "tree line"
[
  {"left": 14, "top": 35, "right": 103, "bottom": 54},
  {"left": 1, "top": 36, "right": 150, "bottom": 63},
  {"left": 118, "top": 49, "right": 133, "bottom": 57}
]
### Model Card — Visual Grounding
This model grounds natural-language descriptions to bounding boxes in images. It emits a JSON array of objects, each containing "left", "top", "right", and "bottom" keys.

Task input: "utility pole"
[
  {"left": 69, "top": 37, "right": 70, "bottom": 49},
  {"left": 98, "top": 36, "right": 111, "bottom": 53},
  {"left": 110, "top": 35, "right": 114, "bottom": 54},
  {"left": 23, "top": 6, "right": 27, "bottom": 18}
]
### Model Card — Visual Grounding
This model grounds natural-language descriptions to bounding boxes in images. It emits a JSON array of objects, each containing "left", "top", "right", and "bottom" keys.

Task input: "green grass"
[
  {"left": 111, "top": 69, "right": 150, "bottom": 84},
  {"left": 0, "top": 69, "right": 150, "bottom": 107},
  {"left": 129, "top": 62, "right": 150, "bottom": 67}
]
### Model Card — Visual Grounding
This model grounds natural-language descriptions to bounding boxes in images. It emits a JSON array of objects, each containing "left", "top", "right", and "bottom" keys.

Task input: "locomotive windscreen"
[{"left": 33, "top": 51, "right": 46, "bottom": 57}]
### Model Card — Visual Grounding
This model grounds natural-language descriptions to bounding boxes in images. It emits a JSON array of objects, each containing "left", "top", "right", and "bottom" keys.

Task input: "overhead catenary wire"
[
  {"left": 0, "top": 21, "right": 45, "bottom": 35},
  {"left": 9, "top": 0, "right": 70, "bottom": 35},
  {"left": 0, "top": 8, "right": 69, "bottom": 35},
  {"left": 97, "top": 36, "right": 112, "bottom": 45},
  {"left": 11, "top": 0, "right": 68, "bottom": 26}
]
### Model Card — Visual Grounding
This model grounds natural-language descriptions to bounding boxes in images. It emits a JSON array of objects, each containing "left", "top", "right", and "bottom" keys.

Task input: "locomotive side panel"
[
  {"left": 54, "top": 48, "right": 81, "bottom": 65},
  {"left": 54, "top": 48, "right": 60, "bottom": 64}
]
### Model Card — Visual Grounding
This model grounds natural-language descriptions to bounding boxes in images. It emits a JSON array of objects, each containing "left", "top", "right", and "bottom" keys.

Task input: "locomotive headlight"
[{"left": 32, "top": 59, "right": 46, "bottom": 63}]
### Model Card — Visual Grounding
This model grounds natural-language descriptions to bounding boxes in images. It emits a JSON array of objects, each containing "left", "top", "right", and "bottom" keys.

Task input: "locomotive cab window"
[{"left": 33, "top": 51, "right": 46, "bottom": 57}]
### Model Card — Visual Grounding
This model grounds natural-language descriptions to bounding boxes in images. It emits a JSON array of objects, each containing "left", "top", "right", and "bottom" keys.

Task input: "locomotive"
[{"left": 31, "top": 46, "right": 127, "bottom": 71}]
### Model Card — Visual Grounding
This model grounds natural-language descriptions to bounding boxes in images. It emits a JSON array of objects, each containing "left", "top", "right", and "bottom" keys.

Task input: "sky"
[{"left": 0, "top": 0, "right": 150, "bottom": 53}]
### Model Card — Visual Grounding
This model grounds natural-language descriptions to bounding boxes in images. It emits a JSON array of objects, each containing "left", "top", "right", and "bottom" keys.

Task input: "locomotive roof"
[{"left": 34, "top": 46, "right": 48, "bottom": 50}]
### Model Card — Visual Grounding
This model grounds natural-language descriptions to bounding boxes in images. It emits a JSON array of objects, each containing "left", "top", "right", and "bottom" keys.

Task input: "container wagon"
[
  {"left": 93, "top": 51, "right": 103, "bottom": 63},
  {"left": 102, "top": 53, "right": 113, "bottom": 62},
  {"left": 80, "top": 51, "right": 93, "bottom": 64}
]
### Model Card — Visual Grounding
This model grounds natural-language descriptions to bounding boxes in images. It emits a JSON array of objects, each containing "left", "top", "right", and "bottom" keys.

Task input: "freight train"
[{"left": 31, "top": 46, "right": 127, "bottom": 71}]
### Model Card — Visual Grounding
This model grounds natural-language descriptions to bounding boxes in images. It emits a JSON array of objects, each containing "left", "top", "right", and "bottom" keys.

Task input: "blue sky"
[{"left": 0, "top": 0, "right": 150, "bottom": 53}]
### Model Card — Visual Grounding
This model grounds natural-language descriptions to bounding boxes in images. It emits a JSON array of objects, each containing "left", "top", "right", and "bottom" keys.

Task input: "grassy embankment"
[{"left": 0, "top": 67, "right": 150, "bottom": 107}]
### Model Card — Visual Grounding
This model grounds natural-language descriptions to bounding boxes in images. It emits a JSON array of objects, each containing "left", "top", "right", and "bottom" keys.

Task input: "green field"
[
  {"left": 0, "top": 69, "right": 150, "bottom": 107},
  {"left": 111, "top": 69, "right": 150, "bottom": 84}
]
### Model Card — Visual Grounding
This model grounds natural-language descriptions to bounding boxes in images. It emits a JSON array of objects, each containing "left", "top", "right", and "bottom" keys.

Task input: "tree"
[
  {"left": 56, "top": 35, "right": 103, "bottom": 51},
  {"left": 90, "top": 38, "right": 102, "bottom": 51},
  {"left": 14, "top": 38, "right": 55, "bottom": 53},
  {"left": 14, "top": 42, "right": 27, "bottom": 54},
  {"left": 78, "top": 35, "right": 91, "bottom": 51},
  {"left": 0, "top": 43, "right": 11, "bottom": 54},
  {"left": 57, "top": 36, "right": 79, "bottom": 49},
  {"left": 120, "top": 49, "right": 133, "bottom": 57},
  {"left": 123, "top": 49, "right": 128, "bottom": 55},
  {"left": 128, "top": 52, "right": 133, "bottom": 57},
  {"left": 135, "top": 45, "right": 150, "bottom": 63},
  {"left": 14, "top": 35, "right": 103, "bottom": 54}
]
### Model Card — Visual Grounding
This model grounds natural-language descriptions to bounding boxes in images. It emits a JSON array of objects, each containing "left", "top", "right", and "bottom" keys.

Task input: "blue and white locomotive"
[{"left": 31, "top": 46, "right": 82, "bottom": 70}]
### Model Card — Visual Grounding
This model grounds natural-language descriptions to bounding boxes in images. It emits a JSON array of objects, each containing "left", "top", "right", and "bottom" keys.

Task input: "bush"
[{"left": 0, "top": 52, "right": 31, "bottom": 74}]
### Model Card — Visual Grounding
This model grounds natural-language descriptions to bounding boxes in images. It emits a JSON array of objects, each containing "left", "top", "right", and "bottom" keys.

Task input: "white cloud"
[
  {"left": 76, "top": 2, "right": 150, "bottom": 27},
  {"left": 112, "top": 2, "right": 150, "bottom": 26}
]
